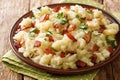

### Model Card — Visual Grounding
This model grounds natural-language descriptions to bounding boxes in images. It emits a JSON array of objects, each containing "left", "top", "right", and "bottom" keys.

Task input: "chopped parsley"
[
  {"left": 106, "top": 36, "right": 116, "bottom": 48},
  {"left": 80, "top": 19, "right": 85, "bottom": 23},
  {"left": 60, "top": 19, "right": 67, "bottom": 25},
  {"left": 28, "top": 32, "right": 35, "bottom": 37},
  {"left": 79, "top": 23, "right": 87, "bottom": 30},
  {"left": 46, "top": 31, "right": 53, "bottom": 36},
  {"left": 47, "top": 31, "right": 53, "bottom": 34},
  {"left": 29, "top": 28, "right": 39, "bottom": 33},
  {"left": 87, "top": 10, "right": 93, "bottom": 14},
  {"left": 57, "top": 12, "right": 63, "bottom": 19},
  {"left": 76, "top": 14, "right": 79, "bottom": 19},
  {"left": 44, "top": 38, "right": 48, "bottom": 41}
]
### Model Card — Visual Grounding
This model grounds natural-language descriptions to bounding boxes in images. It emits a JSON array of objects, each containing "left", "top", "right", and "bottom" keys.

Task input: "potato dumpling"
[{"left": 13, "top": 5, "right": 119, "bottom": 69}]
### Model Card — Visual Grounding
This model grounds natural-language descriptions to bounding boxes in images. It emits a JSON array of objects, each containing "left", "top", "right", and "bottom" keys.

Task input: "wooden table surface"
[{"left": 0, "top": 0, "right": 120, "bottom": 80}]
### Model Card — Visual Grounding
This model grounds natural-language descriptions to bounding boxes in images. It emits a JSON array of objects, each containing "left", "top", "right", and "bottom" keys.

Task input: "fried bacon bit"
[
  {"left": 15, "top": 29, "right": 21, "bottom": 33},
  {"left": 98, "top": 25, "right": 106, "bottom": 33},
  {"left": 107, "top": 46, "right": 114, "bottom": 53},
  {"left": 93, "top": 44, "right": 99, "bottom": 51},
  {"left": 91, "top": 54, "right": 97, "bottom": 63},
  {"left": 44, "top": 49, "right": 55, "bottom": 55},
  {"left": 31, "top": 21, "right": 36, "bottom": 27},
  {"left": 85, "top": 18, "right": 92, "bottom": 21},
  {"left": 76, "top": 60, "right": 87, "bottom": 68},
  {"left": 15, "top": 25, "right": 21, "bottom": 33},
  {"left": 53, "top": 6, "right": 61, "bottom": 12},
  {"left": 67, "top": 24, "right": 76, "bottom": 32},
  {"left": 21, "top": 26, "right": 31, "bottom": 30},
  {"left": 20, "top": 38, "right": 25, "bottom": 45},
  {"left": 34, "top": 30, "right": 40, "bottom": 34},
  {"left": 66, "top": 33, "right": 77, "bottom": 42},
  {"left": 47, "top": 36, "right": 54, "bottom": 42},
  {"left": 63, "top": 5, "right": 70, "bottom": 10},
  {"left": 63, "top": 27, "right": 68, "bottom": 34},
  {"left": 14, "top": 40, "right": 21, "bottom": 49},
  {"left": 34, "top": 40, "right": 41, "bottom": 47},
  {"left": 54, "top": 24, "right": 64, "bottom": 30},
  {"left": 83, "top": 32, "right": 92, "bottom": 43},
  {"left": 60, "top": 52, "right": 65, "bottom": 58},
  {"left": 17, "top": 25, "right": 21, "bottom": 29},
  {"left": 40, "top": 14, "right": 49, "bottom": 22},
  {"left": 85, "top": 7, "right": 96, "bottom": 10},
  {"left": 87, "top": 49, "right": 93, "bottom": 52}
]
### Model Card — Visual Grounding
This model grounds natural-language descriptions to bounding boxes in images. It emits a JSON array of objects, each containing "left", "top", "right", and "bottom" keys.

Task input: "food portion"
[{"left": 13, "top": 5, "right": 119, "bottom": 69}]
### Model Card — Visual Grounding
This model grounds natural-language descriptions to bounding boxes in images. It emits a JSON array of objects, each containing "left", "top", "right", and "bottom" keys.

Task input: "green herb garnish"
[
  {"left": 87, "top": 10, "right": 93, "bottom": 14},
  {"left": 76, "top": 14, "right": 79, "bottom": 19},
  {"left": 79, "top": 23, "right": 87, "bottom": 30},
  {"left": 93, "top": 34, "right": 99, "bottom": 37},
  {"left": 44, "top": 38, "right": 48, "bottom": 41},
  {"left": 46, "top": 31, "right": 53, "bottom": 36},
  {"left": 80, "top": 19, "right": 85, "bottom": 23},
  {"left": 79, "top": 25, "right": 87, "bottom": 30},
  {"left": 57, "top": 12, "right": 63, "bottom": 19},
  {"left": 28, "top": 32, "right": 35, "bottom": 37},
  {"left": 47, "top": 31, "right": 52, "bottom": 34},
  {"left": 106, "top": 36, "right": 116, "bottom": 48},
  {"left": 60, "top": 19, "right": 67, "bottom": 25},
  {"left": 30, "top": 28, "right": 39, "bottom": 33}
]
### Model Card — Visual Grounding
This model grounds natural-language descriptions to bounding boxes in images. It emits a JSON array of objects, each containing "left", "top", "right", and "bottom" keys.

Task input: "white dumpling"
[
  {"left": 19, "top": 18, "right": 32, "bottom": 29},
  {"left": 39, "top": 54, "right": 52, "bottom": 65},
  {"left": 93, "top": 9, "right": 102, "bottom": 18},
  {"left": 102, "top": 49, "right": 110, "bottom": 58},
  {"left": 86, "top": 19, "right": 100, "bottom": 30},
  {"left": 13, "top": 31, "right": 27, "bottom": 41}
]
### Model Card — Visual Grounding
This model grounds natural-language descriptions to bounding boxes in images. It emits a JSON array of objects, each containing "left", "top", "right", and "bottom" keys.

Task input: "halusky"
[{"left": 13, "top": 5, "right": 119, "bottom": 69}]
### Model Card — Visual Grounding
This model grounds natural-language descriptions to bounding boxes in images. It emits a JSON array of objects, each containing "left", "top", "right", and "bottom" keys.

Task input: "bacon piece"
[
  {"left": 85, "top": 7, "right": 96, "bottom": 10},
  {"left": 91, "top": 54, "right": 97, "bottom": 63},
  {"left": 107, "top": 46, "right": 114, "bottom": 53},
  {"left": 86, "top": 18, "right": 92, "bottom": 21},
  {"left": 76, "top": 60, "right": 87, "bottom": 68},
  {"left": 31, "top": 20, "right": 36, "bottom": 27},
  {"left": 21, "top": 26, "right": 31, "bottom": 30},
  {"left": 83, "top": 32, "right": 92, "bottom": 43},
  {"left": 98, "top": 25, "right": 106, "bottom": 33},
  {"left": 47, "top": 36, "right": 54, "bottom": 42},
  {"left": 20, "top": 38, "right": 25, "bottom": 45},
  {"left": 34, "top": 40, "right": 41, "bottom": 47},
  {"left": 53, "top": 6, "right": 61, "bottom": 12},
  {"left": 66, "top": 33, "right": 77, "bottom": 42},
  {"left": 93, "top": 44, "right": 99, "bottom": 51},
  {"left": 44, "top": 49, "right": 55, "bottom": 55},
  {"left": 54, "top": 24, "right": 64, "bottom": 30},
  {"left": 17, "top": 25, "right": 21, "bottom": 29},
  {"left": 40, "top": 14, "right": 49, "bottom": 22},
  {"left": 60, "top": 52, "right": 65, "bottom": 58},
  {"left": 15, "top": 28, "right": 21, "bottom": 33},
  {"left": 14, "top": 40, "right": 21, "bottom": 49},
  {"left": 63, "top": 5, "right": 70, "bottom": 10},
  {"left": 67, "top": 24, "right": 76, "bottom": 32}
]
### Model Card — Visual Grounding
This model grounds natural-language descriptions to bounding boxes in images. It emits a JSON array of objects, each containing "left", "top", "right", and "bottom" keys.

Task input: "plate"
[{"left": 10, "top": 3, "right": 120, "bottom": 74}]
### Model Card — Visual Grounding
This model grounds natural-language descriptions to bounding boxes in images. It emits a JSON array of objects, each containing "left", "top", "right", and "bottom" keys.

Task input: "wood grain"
[
  {"left": 103, "top": 0, "right": 120, "bottom": 80},
  {"left": 0, "top": 0, "right": 29, "bottom": 80},
  {"left": 0, "top": 0, "right": 120, "bottom": 80},
  {"left": 112, "top": 57, "right": 120, "bottom": 80},
  {"left": 24, "top": 76, "right": 36, "bottom": 80},
  {"left": 104, "top": 0, "right": 120, "bottom": 12},
  {"left": 94, "top": 0, "right": 103, "bottom": 4}
]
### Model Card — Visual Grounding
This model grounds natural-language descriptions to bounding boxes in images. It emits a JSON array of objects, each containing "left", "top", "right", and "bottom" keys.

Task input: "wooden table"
[{"left": 0, "top": 0, "right": 120, "bottom": 80}]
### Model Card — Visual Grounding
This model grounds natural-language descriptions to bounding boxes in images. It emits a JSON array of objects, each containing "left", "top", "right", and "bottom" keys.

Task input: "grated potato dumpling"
[{"left": 13, "top": 5, "right": 119, "bottom": 69}]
